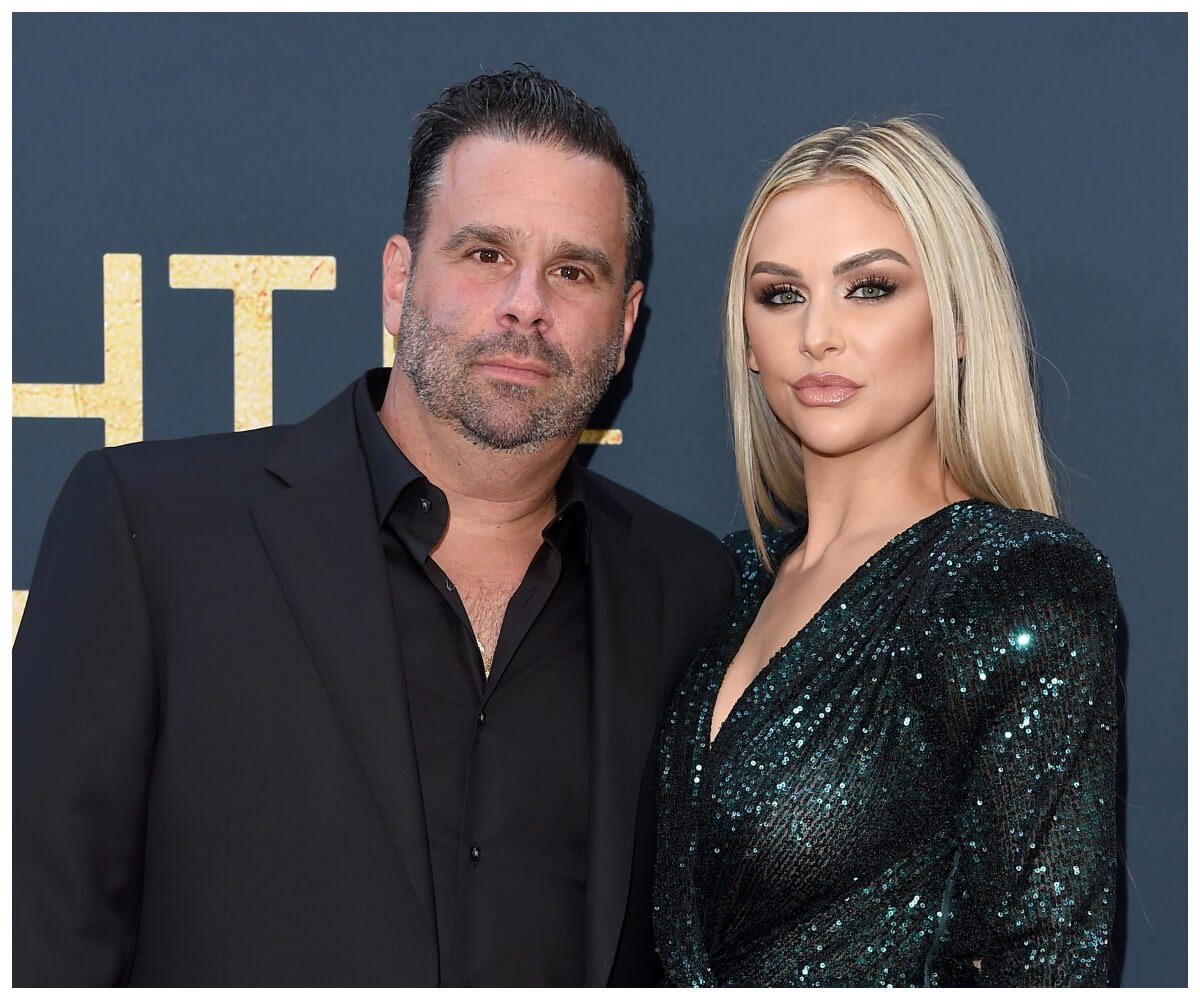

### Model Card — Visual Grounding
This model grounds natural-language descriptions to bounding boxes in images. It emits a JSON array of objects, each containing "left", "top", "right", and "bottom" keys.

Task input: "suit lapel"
[
  {"left": 583, "top": 491, "right": 665, "bottom": 986},
  {"left": 249, "top": 388, "right": 675, "bottom": 981},
  {"left": 249, "top": 385, "right": 437, "bottom": 930}
]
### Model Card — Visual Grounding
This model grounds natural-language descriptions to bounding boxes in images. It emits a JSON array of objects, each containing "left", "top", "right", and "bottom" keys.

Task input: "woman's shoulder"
[
  {"left": 721, "top": 524, "right": 804, "bottom": 582},
  {"left": 928, "top": 503, "right": 1119, "bottom": 713},
  {"left": 938, "top": 501, "right": 1113, "bottom": 585},
  {"left": 930, "top": 502, "right": 1118, "bottom": 635}
]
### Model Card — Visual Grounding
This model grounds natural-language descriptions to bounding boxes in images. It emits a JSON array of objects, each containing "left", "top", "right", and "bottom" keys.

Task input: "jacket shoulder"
[
  {"left": 102, "top": 424, "right": 288, "bottom": 476},
  {"left": 581, "top": 469, "right": 734, "bottom": 578},
  {"left": 80, "top": 376, "right": 361, "bottom": 506},
  {"left": 81, "top": 424, "right": 291, "bottom": 514}
]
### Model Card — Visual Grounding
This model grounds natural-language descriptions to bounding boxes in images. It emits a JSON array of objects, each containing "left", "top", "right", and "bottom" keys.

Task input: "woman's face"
[{"left": 744, "top": 178, "right": 937, "bottom": 463}]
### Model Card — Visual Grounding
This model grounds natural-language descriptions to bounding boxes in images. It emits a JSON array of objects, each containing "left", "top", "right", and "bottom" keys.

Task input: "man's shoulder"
[
  {"left": 104, "top": 378, "right": 359, "bottom": 478},
  {"left": 103, "top": 422, "right": 287, "bottom": 472},
  {"left": 75, "top": 377, "right": 361, "bottom": 510},
  {"left": 579, "top": 467, "right": 729, "bottom": 563},
  {"left": 87, "top": 425, "right": 290, "bottom": 514},
  {"left": 579, "top": 469, "right": 737, "bottom": 636}
]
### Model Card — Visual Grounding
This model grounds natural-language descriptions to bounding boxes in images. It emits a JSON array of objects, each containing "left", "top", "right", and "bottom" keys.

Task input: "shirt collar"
[
  {"left": 352, "top": 368, "right": 592, "bottom": 558},
  {"left": 355, "top": 368, "right": 424, "bottom": 528}
]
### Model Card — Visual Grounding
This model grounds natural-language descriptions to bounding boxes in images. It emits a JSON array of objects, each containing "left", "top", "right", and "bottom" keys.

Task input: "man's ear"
[
  {"left": 613, "top": 280, "right": 645, "bottom": 375},
  {"left": 382, "top": 235, "right": 413, "bottom": 335}
]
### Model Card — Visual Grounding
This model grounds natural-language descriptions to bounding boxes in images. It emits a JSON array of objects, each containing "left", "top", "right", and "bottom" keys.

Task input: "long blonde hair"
[{"left": 725, "top": 118, "right": 1057, "bottom": 567}]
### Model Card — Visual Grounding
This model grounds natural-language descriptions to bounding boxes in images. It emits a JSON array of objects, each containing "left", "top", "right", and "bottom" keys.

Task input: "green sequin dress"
[{"left": 654, "top": 501, "right": 1118, "bottom": 986}]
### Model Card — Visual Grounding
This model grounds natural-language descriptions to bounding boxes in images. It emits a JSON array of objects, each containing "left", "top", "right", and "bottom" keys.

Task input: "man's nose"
[{"left": 496, "top": 265, "right": 551, "bottom": 333}]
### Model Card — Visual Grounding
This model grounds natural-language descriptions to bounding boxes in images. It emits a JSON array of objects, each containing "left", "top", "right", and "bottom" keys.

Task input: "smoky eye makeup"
[
  {"left": 844, "top": 273, "right": 899, "bottom": 299},
  {"left": 755, "top": 283, "right": 805, "bottom": 307}
]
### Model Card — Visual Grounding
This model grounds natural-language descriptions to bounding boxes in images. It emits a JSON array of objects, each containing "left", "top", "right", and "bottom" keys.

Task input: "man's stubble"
[{"left": 395, "top": 289, "right": 625, "bottom": 453}]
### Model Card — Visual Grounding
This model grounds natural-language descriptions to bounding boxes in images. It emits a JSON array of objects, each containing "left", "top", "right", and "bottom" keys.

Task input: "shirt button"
[
  {"left": 477, "top": 711, "right": 487, "bottom": 727},
  {"left": 469, "top": 844, "right": 481, "bottom": 863},
  {"left": 419, "top": 497, "right": 431, "bottom": 513}
]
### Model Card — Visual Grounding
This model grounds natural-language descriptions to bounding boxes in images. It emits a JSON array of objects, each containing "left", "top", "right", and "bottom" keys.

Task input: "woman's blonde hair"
[{"left": 725, "top": 117, "right": 1057, "bottom": 567}]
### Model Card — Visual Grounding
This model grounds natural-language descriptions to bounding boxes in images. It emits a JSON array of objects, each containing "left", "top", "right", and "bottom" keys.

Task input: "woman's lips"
[{"left": 793, "top": 373, "right": 861, "bottom": 406}]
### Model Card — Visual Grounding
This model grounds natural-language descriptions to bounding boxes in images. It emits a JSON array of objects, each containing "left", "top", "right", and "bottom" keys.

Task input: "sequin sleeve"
[{"left": 930, "top": 532, "right": 1119, "bottom": 985}]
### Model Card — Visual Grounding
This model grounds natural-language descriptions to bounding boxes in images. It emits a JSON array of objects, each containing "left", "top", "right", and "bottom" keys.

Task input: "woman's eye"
[
  {"left": 764, "top": 287, "right": 803, "bottom": 306},
  {"left": 846, "top": 276, "right": 897, "bottom": 299}
]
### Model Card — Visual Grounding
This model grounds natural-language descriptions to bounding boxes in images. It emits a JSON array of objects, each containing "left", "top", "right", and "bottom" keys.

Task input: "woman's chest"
[{"left": 691, "top": 599, "right": 965, "bottom": 906}]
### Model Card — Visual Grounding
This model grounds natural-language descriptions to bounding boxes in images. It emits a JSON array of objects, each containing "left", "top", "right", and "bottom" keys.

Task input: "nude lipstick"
[{"left": 794, "top": 373, "right": 861, "bottom": 406}]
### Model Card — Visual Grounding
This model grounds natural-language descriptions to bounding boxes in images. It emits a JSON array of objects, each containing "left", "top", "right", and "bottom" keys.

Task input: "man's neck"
[{"left": 378, "top": 368, "right": 575, "bottom": 528}]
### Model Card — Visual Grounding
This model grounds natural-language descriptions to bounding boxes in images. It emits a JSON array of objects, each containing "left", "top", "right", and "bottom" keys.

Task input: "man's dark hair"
[{"left": 405, "top": 66, "right": 650, "bottom": 287}]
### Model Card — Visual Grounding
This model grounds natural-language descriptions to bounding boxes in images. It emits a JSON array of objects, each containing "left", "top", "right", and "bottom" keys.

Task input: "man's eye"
[
  {"left": 557, "top": 265, "right": 585, "bottom": 282},
  {"left": 472, "top": 248, "right": 503, "bottom": 264}
]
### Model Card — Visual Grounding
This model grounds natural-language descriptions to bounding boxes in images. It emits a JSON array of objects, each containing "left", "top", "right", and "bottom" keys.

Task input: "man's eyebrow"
[
  {"left": 832, "top": 248, "right": 910, "bottom": 276},
  {"left": 438, "top": 223, "right": 520, "bottom": 254},
  {"left": 549, "top": 240, "right": 615, "bottom": 283},
  {"left": 438, "top": 226, "right": 616, "bottom": 283}
]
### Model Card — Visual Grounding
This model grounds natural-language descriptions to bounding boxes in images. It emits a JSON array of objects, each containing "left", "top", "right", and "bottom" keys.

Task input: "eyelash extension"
[
  {"left": 756, "top": 282, "right": 803, "bottom": 305},
  {"left": 845, "top": 273, "right": 898, "bottom": 297}
]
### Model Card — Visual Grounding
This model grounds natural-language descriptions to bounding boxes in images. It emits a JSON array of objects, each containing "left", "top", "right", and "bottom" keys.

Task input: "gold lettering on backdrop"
[
  {"left": 12, "top": 253, "right": 144, "bottom": 638},
  {"left": 169, "top": 255, "right": 337, "bottom": 431},
  {"left": 580, "top": 429, "right": 623, "bottom": 445},
  {"left": 12, "top": 253, "right": 145, "bottom": 445},
  {"left": 11, "top": 592, "right": 29, "bottom": 645}
]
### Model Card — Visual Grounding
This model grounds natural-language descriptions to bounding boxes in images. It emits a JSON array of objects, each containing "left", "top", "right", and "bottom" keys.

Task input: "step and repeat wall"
[{"left": 12, "top": 14, "right": 1185, "bottom": 986}]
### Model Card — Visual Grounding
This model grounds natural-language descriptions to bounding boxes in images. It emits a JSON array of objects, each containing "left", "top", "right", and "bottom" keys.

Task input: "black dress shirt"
[{"left": 353, "top": 371, "right": 591, "bottom": 986}]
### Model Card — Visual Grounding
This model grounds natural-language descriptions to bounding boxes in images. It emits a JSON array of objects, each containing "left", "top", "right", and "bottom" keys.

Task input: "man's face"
[{"left": 382, "top": 135, "right": 643, "bottom": 452}]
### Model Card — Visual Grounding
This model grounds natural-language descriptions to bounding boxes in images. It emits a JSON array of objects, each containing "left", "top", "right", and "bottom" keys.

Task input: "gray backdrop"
[{"left": 12, "top": 14, "right": 1185, "bottom": 987}]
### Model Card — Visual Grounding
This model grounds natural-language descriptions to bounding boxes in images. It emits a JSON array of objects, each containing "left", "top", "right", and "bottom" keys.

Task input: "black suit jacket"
[{"left": 13, "top": 377, "right": 736, "bottom": 986}]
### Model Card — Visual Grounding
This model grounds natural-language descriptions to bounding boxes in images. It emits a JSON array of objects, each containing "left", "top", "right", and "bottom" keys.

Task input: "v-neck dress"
[{"left": 653, "top": 501, "right": 1118, "bottom": 986}]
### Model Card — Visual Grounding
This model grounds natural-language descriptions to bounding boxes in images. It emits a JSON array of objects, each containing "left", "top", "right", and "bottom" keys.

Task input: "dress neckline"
[{"left": 706, "top": 499, "right": 984, "bottom": 750}]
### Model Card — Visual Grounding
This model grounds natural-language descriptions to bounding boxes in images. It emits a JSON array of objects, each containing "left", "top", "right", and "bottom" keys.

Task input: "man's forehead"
[
  {"left": 437, "top": 133, "right": 619, "bottom": 179},
  {"left": 426, "top": 135, "right": 628, "bottom": 234}
]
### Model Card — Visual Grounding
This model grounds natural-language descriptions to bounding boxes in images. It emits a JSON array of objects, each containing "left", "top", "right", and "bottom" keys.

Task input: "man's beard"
[{"left": 395, "top": 300, "right": 624, "bottom": 453}]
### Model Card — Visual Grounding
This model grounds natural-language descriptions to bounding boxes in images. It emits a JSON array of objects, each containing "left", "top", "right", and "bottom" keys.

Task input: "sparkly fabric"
[{"left": 654, "top": 501, "right": 1118, "bottom": 987}]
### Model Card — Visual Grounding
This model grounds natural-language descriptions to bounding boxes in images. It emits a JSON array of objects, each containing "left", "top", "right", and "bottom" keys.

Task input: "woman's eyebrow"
[
  {"left": 749, "top": 260, "right": 803, "bottom": 280},
  {"left": 832, "top": 248, "right": 910, "bottom": 276}
]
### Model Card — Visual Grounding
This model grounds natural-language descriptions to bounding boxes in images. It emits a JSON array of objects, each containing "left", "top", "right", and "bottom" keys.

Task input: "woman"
[{"left": 654, "top": 119, "right": 1118, "bottom": 987}]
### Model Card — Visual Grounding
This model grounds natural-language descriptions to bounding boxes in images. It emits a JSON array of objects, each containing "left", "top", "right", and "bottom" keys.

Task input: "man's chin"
[
  {"left": 453, "top": 410, "right": 581, "bottom": 454},
  {"left": 480, "top": 378, "right": 540, "bottom": 402}
]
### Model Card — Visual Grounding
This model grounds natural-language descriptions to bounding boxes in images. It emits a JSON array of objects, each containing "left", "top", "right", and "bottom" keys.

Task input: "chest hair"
[
  {"left": 454, "top": 574, "right": 523, "bottom": 674},
  {"left": 434, "top": 507, "right": 554, "bottom": 676}
]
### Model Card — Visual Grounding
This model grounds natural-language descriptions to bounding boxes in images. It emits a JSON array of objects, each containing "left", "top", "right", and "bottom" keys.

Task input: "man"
[{"left": 14, "top": 68, "right": 735, "bottom": 986}]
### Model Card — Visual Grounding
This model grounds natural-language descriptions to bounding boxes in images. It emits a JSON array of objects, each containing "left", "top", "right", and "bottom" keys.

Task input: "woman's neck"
[{"left": 796, "top": 433, "right": 968, "bottom": 567}]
